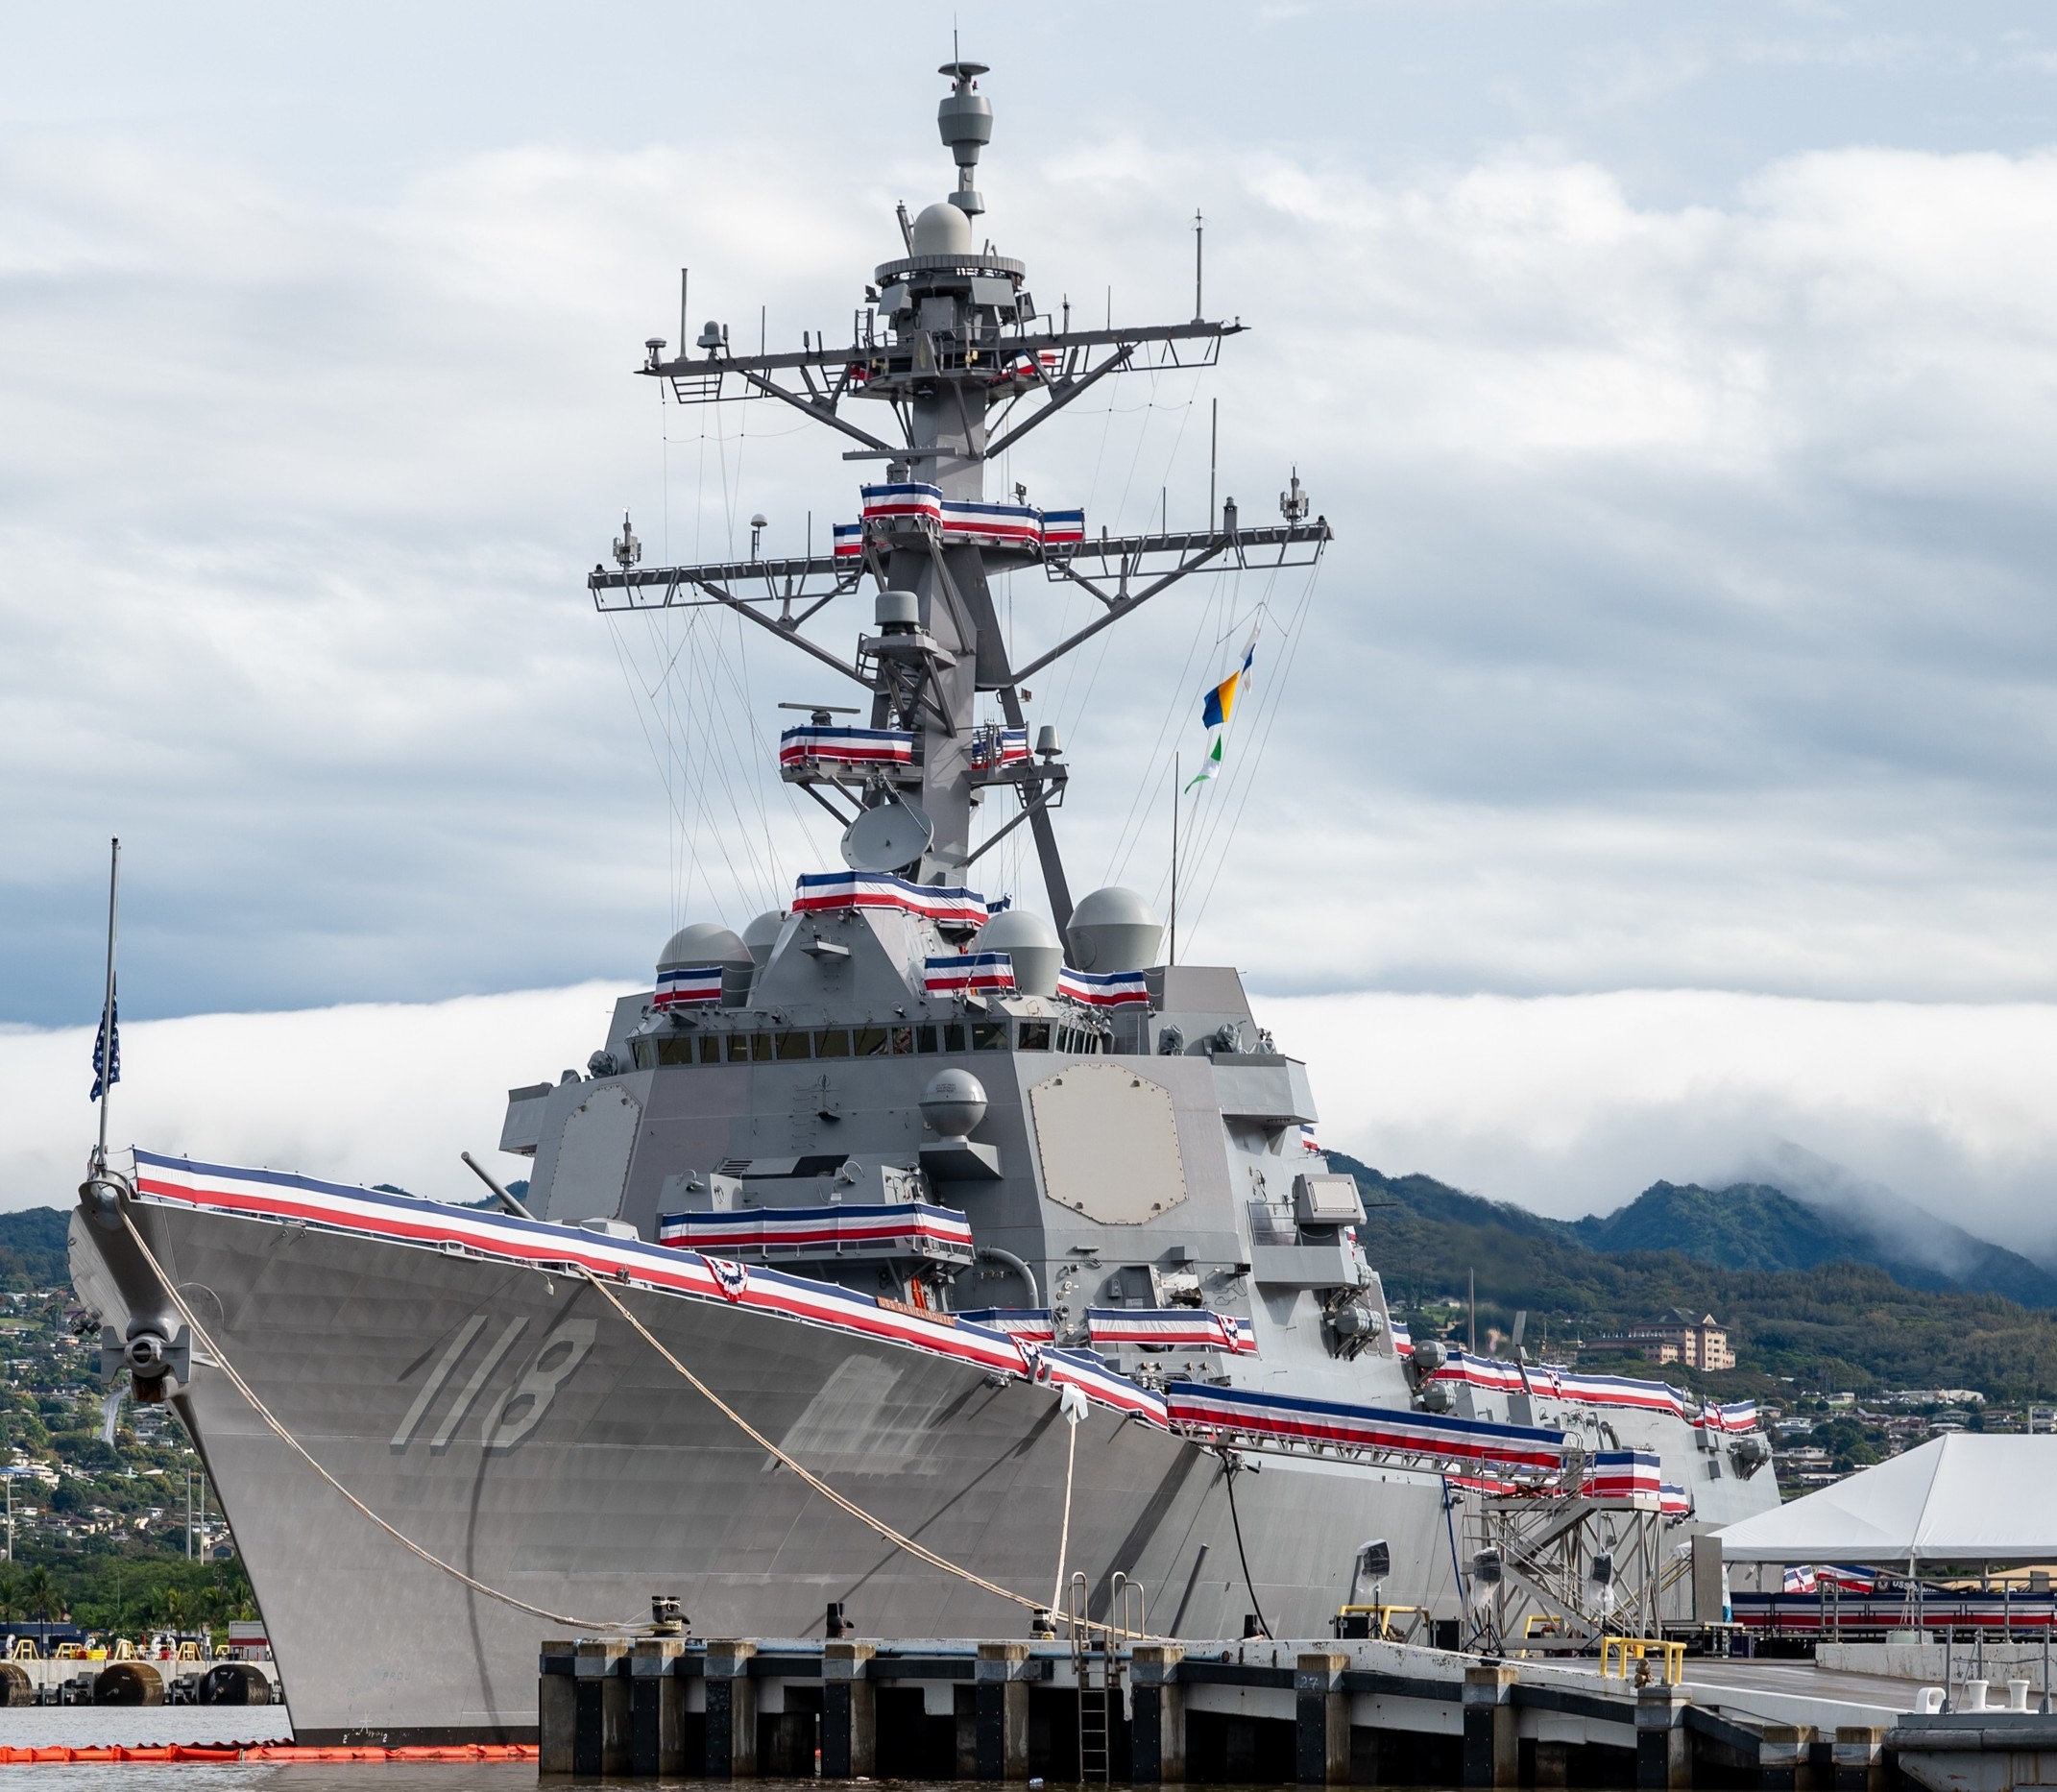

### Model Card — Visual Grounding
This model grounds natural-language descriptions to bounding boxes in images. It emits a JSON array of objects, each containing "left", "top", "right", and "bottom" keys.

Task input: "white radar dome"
[
  {"left": 657, "top": 921, "right": 752, "bottom": 972},
  {"left": 910, "top": 201, "right": 973, "bottom": 256},
  {"left": 1065, "top": 886, "right": 1164, "bottom": 974},
  {"left": 740, "top": 911, "right": 786, "bottom": 968},
  {"left": 975, "top": 909, "right": 1062, "bottom": 996},
  {"left": 920, "top": 1068, "right": 988, "bottom": 1140}
]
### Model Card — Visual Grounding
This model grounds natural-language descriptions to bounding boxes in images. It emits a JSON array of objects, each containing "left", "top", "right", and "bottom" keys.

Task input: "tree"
[{"left": 24, "top": 1566, "right": 52, "bottom": 1622}]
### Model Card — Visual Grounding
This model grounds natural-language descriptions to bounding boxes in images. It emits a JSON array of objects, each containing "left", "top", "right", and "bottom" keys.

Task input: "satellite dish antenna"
[{"left": 840, "top": 797, "right": 933, "bottom": 874}]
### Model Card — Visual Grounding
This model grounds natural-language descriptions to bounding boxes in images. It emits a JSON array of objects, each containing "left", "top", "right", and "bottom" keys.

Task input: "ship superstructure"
[{"left": 69, "top": 63, "right": 1777, "bottom": 1745}]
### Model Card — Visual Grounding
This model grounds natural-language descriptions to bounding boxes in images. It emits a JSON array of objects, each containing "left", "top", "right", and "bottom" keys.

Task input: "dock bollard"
[
  {"left": 1634, "top": 1683, "right": 1690, "bottom": 1790},
  {"left": 1295, "top": 1652, "right": 1350, "bottom": 1785},
  {"left": 630, "top": 1637, "right": 688, "bottom": 1777},
  {"left": 975, "top": 1641, "right": 1030, "bottom": 1780},
  {"left": 1130, "top": 1643, "right": 1186, "bottom": 1785},
  {"left": 821, "top": 1641, "right": 876, "bottom": 1779},
  {"left": 538, "top": 1641, "right": 575, "bottom": 1775},
  {"left": 1462, "top": 1663, "right": 1519, "bottom": 1789},
  {"left": 573, "top": 1639, "right": 631, "bottom": 1777},
  {"left": 704, "top": 1641, "right": 759, "bottom": 1778}
]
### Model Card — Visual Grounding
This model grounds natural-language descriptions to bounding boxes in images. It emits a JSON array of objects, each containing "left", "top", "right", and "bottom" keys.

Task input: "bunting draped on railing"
[
  {"left": 127, "top": 1151, "right": 1162, "bottom": 1427},
  {"left": 654, "top": 965, "right": 725, "bottom": 1008},
  {"left": 968, "top": 725, "right": 1029, "bottom": 772},
  {"left": 847, "top": 484, "right": 1086, "bottom": 554},
  {"left": 1581, "top": 1449, "right": 1661, "bottom": 1504},
  {"left": 1424, "top": 1348, "right": 1757, "bottom": 1434},
  {"left": 1165, "top": 1380, "right": 1569, "bottom": 1476},
  {"left": 924, "top": 953, "right": 1015, "bottom": 997},
  {"left": 657, "top": 1201, "right": 974, "bottom": 1263},
  {"left": 791, "top": 871, "right": 990, "bottom": 930},
  {"left": 954, "top": 1308, "right": 1055, "bottom": 1344},
  {"left": 1086, "top": 1308, "right": 1258, "bottom": 1354},
  {"left": 1055, "top": 968, "right": 1150, "bottom": 1008},
  {"left": 778, "top": 726, "right": 917, "bottom": 777}
]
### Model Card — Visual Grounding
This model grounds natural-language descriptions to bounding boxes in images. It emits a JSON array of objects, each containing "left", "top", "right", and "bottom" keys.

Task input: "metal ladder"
[{"left": 1071, "top": 1572, "right": 1145, "bottom": 1783}]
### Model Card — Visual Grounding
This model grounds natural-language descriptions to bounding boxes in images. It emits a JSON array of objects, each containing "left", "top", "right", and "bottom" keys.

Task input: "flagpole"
[
  {"left": 92, "top": 836, "right": 120, "bottom": 1177},
  {"left": 1170, "top": 755, "right": 1178, "bottom": 967}
]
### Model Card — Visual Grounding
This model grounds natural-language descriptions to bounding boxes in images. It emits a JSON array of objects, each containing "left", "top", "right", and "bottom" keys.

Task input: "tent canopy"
[{"left": 1715, "top": 1434, "right": 2057, "bottom": 1565}]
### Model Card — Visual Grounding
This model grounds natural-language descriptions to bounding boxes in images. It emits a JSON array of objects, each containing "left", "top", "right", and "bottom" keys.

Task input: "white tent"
[{"left": 1715, "top": 1434, "right": 2057, "bottom": 1566}]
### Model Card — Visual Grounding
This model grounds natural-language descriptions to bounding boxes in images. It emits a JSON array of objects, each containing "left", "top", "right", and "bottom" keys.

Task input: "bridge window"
[
  {"left": 814, "top": 1029, "right": 851, "bottom": 1058},
  {"left": 943, "top": 1022, "right": 967, "bottom": 1053},
  {"left": 776, "top": 1030, "right": 811, "bottom": 1061},
  {"left": 916, "top": 1025, "right": 941, "bottom": 1053},
  {"left": 698, "top": 1035, "right": 723, "bottom": 1064},
  {"left": 1017, "top": 1021, "right": 1052, "bottom": 1051},
  {"left": 654, "top": 1038, "right": 692, "bottom": 1068},
  {"left": 890, "top": 1027, "right": 915, "bottom": 1054},
  {"left": 854, "top": 1026, "right": 891, "bottom": 1057},
  {"left": 972, "top": 1021, "right": 1008, "bottom": 1052}
]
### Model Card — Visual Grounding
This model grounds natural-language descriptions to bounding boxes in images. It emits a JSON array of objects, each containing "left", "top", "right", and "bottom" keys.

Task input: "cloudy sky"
[{"left": 9, "top": 4, "right": 2057, "bottom": 1253}]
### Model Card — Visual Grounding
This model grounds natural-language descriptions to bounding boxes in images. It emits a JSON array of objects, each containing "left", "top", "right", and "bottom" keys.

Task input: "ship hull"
[{"left": 86, "top": 1199, "right": 1472, "bottom": 1744}]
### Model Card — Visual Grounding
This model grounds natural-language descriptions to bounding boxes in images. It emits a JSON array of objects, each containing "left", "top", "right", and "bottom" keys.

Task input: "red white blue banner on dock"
[
  {"left": 1086, "top": 1308, "right": 1259, "bottom": 1354},
  {"left": 1055, "top": 968, "right": 1150, "bottom": 1007},
  {"left": 792, "top": 871, "right": 990, "bottom": 930},
  {"left": 779, "top": 726, "right": 917, "bottom": 774},
  {"left": 657, "top": 1201, "right": 974, "bottom": 1262},
  {"left": 1164, "top": 1381, "right": 1568, "bottom": 1475},
  {"left": 924, "top": 952, "right": 1015, "bottom": 996},
  {"left": 127, "top": 1150, "right": 1162, "bottom": 1425},
  {"left": 654, "top": 965, "right": 725, "bottom": 1008}
]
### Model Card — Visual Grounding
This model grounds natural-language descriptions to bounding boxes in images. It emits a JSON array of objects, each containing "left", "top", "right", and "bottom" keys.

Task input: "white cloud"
[
  {"left": 1263, "top": 985, "right": 2057, "bottom": 1263},
  {"left": 0, "top": 985, "right": 631, "bottom": 1213},
  {"left": 9, "top": 982, "right": 2056, "bottom": 1280}
]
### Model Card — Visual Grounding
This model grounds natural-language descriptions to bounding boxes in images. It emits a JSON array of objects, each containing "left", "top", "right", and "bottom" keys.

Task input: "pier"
[{"left": 537, "top": 1630, "right": 2053, "bottom": 1788}]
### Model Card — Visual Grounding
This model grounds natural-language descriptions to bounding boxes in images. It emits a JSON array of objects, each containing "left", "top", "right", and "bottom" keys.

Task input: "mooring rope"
[{"left": 120, "top": 1203, "right": 1133, "bottom": 1638}]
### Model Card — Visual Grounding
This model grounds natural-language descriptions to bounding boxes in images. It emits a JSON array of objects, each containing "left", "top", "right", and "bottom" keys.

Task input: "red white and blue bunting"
[
  {"left": 779, "top": 726, "right": 917, "bottom": 776},
  {"left": 1425, "top": 1348, "right": 1758, "bottom": 1435},
  {"left": 854, "top": 483, "right": 1082, "bottom": 554},
  {"left": 924, "top": 952, "right": 1015, "bottom": 997},
  {"left": 128, "top": 1150, "right": 1152, "bottom": 1422},
  {"left": 1055, "top": 968, "right": 1150, "bottom": 1008},
  {"left": 792, "top": 871, "right": 990, "bottom": 931},
  {"left": 1086, "top": 1308, "right": 1259, "bottom": 1355},
  {"left": 1165, "top": 1381, "right": 1569, "bottom": 1476},
  {"left": 654, "top": 965, "right": 725, "bottom": 1008},
  {"left": 1581, "top": 1448, "right": 1661, "bottom": 1504},
  {"left": 657, "top": 1201, "right": 974, "bottom": 1263},
  {"left": 968, "top": 725, "right": 1030, "bottom": 772},
  {"left": 955, "top": 1308, "right": 1056, "bottom": 1344}
]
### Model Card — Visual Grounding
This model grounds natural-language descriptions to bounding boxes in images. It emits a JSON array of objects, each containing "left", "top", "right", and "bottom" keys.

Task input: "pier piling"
[
  {"left": 1463, "top": 1662, "right": 1519, "bottom": 1789},
  {"left": 1295, "top": 1651, "right": 1350, "bottom": 1784},
  {"left": 704, "top": 1642, "right": 758, "bottom": 1778},
  {"left": 821, "top": 1640, "right": 875, "bottom": 1778},
  {"left": 974, "top": 1641, "right": 1030, "bottom": 1780}
]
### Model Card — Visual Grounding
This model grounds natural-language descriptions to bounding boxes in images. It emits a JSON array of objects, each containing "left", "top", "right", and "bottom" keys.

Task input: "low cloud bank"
[{"left": 8, "top": 982, "right": 2056, "bottom": 1273}]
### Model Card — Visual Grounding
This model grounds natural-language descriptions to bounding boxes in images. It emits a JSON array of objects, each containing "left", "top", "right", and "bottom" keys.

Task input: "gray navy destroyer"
[{"left": 69, "top": 62, "right": 1778, "bottom": 1744}]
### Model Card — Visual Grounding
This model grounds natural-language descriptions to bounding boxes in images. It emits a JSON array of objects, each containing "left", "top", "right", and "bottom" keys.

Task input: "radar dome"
[
  {"left": 1065, "top": 886, "right": 1164, "bottom": 974},
  {"left": 920, "top": 1068, "right": 988, "bottom": 1140},
  {"left": 657, "top": 921, "right": 751, "bottom": 972},
  {"left": 910, "top": 201, "right": 972, "bottom": 256},
  {"left": 740, "top": 910, "right": 786, "bottom": 968},
  {"left": 976, "top": 908, "right": 1061, "bottom": 996}
]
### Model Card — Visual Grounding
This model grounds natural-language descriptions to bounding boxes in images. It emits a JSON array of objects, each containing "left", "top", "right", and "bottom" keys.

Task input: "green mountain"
[
  {"left": 0, "top": 1206, "right": 72, "bottom": 1293},
  {"left": 1335, "top": 1155, "right": 2057, "bottom": 1402},
  {"left": 1570, "top": 1180, "right": 2057, "bottom": 1308}
]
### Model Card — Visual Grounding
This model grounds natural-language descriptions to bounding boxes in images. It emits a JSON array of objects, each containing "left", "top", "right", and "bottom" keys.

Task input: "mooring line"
[
  {"left": 573, "top": 1260, "right": 1137, "bottom": 1636},
  {"left": 120, "top": 1203, "right": 1139, "bottom": 1639}
]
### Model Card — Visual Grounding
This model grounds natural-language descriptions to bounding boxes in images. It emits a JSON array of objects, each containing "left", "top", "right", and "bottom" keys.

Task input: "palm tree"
[
  {"left": 23, "top": 1567, "right": 52, "bottom": 1623},
  {"left": 0, "top": 1571, "right": 17, "bottom": 1625}
]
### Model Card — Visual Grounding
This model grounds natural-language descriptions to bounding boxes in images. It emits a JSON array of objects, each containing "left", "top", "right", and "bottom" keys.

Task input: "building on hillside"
[{"left": 1583, "top": 1309, "right": 1734, "bottom": 1370}]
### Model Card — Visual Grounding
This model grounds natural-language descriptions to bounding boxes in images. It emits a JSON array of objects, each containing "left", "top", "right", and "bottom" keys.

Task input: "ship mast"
[{"left": 589, "top": 61, "right": 1330, "bottom": 930}]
